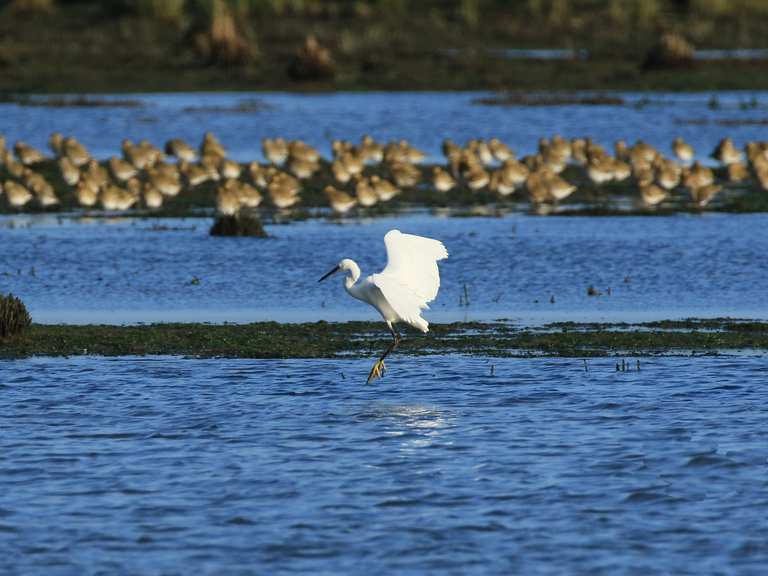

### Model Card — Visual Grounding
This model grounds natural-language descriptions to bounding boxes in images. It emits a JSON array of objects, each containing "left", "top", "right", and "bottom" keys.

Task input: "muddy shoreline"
[{"left": 2, "top": 319, "right": 766, "bottom": 359}]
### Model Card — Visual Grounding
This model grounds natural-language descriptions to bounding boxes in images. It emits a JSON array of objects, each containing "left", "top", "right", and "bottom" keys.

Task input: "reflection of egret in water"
[{"left": 373, "top": 404, "right": 452, "bottom": 451}]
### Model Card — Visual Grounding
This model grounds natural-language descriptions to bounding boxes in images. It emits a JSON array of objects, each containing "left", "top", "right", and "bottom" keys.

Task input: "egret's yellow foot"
[{"left": 367, "top": 359, "right": 386, "bottom": 383}]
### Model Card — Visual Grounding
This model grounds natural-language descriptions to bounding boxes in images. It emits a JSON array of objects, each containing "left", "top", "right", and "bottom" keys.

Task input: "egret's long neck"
[{"left": 344, "top": 260, "right": 361, "bottom": 292}]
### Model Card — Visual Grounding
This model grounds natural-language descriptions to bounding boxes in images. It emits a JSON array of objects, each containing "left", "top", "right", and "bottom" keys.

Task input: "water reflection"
[{"left": 372, "top": 403, "right": 451, "bottom": 452}]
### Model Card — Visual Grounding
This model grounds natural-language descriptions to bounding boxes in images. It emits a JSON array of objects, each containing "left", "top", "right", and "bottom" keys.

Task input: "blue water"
[
  {"left": 2, "top": 90, "right": 767, "bottom": 575},
  {"left": 2, "top": 91, "right": 768, "bottom": 164},
  {"left": 1, "top": 213, "right": 767, "bottom": 325},
  {"left": 1, "top": 355, "right": 767, "bottom": 575}
]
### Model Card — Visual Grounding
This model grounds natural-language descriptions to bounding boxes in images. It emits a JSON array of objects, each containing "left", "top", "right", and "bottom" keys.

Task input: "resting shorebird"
[
  {"left": 324, "top": 185, "right": 357, "bottom": 214},
  {"left": 672, "top": 137, "right": 694, "bottom": 164}
]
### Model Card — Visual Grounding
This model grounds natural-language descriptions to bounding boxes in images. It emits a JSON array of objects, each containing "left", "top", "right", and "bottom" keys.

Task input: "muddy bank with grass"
[
  {"left": 2, "top": 2, "right": 768, "bottom": 93},
  {"left": 2, "top": 319, "right": 766, "bottom": 359}
]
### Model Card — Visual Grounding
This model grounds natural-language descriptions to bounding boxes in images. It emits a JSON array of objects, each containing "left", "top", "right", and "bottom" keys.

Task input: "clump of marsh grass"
[
  {"left": 135, "top": 0, "right": 186, "bottom": 24},
  {"left": 643, "top": 31, "right": 694, "bottom": 69},
  {"left": 689, "top": 0, "right": 731, "bottom": 16},
  {"left": 210, "top": 213, "right": 268, "bottom": 237},
  {"left": 605, "top": 0, "right": 662, "bottom": 37},
  {"left": 287, "top": 34, "right": 335, "bottom": 81},
  {"left": 256, "top": 0, "right": 326, "bottom": 15},
  {"left": 459, "top": 0, "right": 481, "bottom": 29},
  {"left": 7, "top": 0, "right": 54, "bottom": 15},
  {"left": 193, "top": 0, "right": 258, "bottom": 65},
  {"left": 0, "top": 293, "right": 31, "bottom": 339},
  {"left": 546, "top": 0, "right": 570, "bottom": 28}
]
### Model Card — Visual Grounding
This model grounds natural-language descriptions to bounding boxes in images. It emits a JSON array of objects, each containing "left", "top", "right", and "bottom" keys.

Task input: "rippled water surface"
[
  {"left": 3, "top": 91, "right": 767, "bottom": 575},
  {"left": 1, "top": 213, "right": 767, "bottom": 324},
  {"left": 1, "top": 355, "right": 767, "bottom": 575},
  {"left": 2, "top": 91, "right": 768, "bottom": 163},
  {"left": 3, "top": 91, "right": 768, "bottom": 323}
]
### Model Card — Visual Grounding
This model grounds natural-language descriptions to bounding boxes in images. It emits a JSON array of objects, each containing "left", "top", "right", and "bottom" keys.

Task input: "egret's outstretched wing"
[
  {"left": 371, "top": 230, "right": 448, "bottom": 328},
  {"left": 371, "top": 274, "right": 428, "bottom": 329}
]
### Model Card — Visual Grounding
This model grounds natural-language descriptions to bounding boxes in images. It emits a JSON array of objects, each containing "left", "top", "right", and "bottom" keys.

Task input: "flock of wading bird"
[{"left": 1, "top": 132, "right": 768, "bottom": 215}]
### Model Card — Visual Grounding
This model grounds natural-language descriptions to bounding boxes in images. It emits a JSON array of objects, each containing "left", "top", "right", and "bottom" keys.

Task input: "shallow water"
[
  {"left": 2, "top": 91, "right": 768, "bottom": 163},
  {"left": 1, "top": 213, "right": 767, "bottom": 325},
  {"left": 1, "top": 354, "right": 767, "bottom": 575}
]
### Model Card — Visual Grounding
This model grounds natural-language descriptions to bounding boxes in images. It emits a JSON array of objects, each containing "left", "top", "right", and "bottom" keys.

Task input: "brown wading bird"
[
  {"left": 324, "top": 185, "right": 357, "bottom": 214},
  {"left": 319, "top": 230, "right": 448, "bottom": 383}
]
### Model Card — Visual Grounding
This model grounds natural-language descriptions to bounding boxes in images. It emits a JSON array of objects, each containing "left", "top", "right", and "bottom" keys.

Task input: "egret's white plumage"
[
  {"left": 338, "top": 230, "right": 447, "bottom": 331},
  {"left": 319, "top": 229, "right": 448, "bottom": 381}
]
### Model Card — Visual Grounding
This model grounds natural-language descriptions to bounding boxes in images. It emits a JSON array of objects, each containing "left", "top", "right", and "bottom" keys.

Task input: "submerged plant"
[
  {"left": 210, "top": 213, "right": 268, "bottom": 237},
  {"left": 0, "top": 293, "right": 31, "bottom": 339}
]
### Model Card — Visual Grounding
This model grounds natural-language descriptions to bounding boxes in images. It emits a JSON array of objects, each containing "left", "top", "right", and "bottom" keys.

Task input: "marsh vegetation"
[
  {"left": 2, "top": 0, "right": 768, "bottom": 91},
  {"left": 2, "top": 319, "right": 767, "bottom": 359}
]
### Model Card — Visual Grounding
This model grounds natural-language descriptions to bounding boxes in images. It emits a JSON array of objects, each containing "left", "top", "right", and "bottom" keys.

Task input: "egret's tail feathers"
[{"left": 413, "top": 317, "right": 429, "bottom": 333}]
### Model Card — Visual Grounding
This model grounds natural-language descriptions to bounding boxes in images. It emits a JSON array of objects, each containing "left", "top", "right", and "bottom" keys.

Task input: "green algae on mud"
[{"left": 1, "top": 320, "right": 767, "bottom": 360}]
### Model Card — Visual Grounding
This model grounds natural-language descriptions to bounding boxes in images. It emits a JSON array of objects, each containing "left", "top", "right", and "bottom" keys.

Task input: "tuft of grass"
[
  {"left": 689, "top": 0, "right": 731, "bottom": 16},
  {"left": 459, "top": 0, "right": 480, "bottom": 29},
  {"left": 0, "top": 293, "right": 32, "bottom": 339},
  {"left": 287, "top": 34, "right": 335, "bottom": 81},
  {"left": 548, "top": 0, "right": 570, "bottom": 27},
  {"left": 135, "top": 0, "right": 187, "bottom": 24},
  {"left": 7, "top": 0, "right": 54, "bottom": 15},
  {"left": 643, "top": 32, "right": 695, "bottom": 69},
  {"left": 209, "top": 213, "right": 269, "bottom": 236},
  {"left": 193, "top": 0, "right": 258, "bottom": 65}
]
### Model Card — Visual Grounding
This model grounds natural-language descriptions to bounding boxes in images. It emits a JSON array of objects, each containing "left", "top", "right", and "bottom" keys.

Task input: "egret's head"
[
  {"left": 338, "top": 258, "right": 356, "bottom": 272},
  {"left": 319, "top": 258, "right": 357, "bottom": 282}
]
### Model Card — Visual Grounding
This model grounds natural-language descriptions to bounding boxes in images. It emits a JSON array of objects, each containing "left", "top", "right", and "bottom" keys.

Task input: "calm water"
[
  {"left": 1, "top": 213, "right": 766, "bottom": 324},
  {"left": 1, "top": 355, "right": 767, "bottom": 575},
  {"left": 2, "top": 91, "right": 768, "bottom": 163}
]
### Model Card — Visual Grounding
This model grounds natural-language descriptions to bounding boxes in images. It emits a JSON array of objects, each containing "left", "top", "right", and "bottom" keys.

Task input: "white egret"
[{"left": 319, "top": 229, "right": 448, "bottom": 383}]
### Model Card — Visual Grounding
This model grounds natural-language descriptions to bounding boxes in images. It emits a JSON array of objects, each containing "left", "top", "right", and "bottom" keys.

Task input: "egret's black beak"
[{"left": 319, "top": 265, "right": 340, "bottom": 282}]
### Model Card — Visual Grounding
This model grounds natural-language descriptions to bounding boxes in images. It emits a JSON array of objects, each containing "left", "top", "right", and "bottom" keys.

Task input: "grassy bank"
[
  {"left": 1, "top": 319, "right": 766, "bottom": 359},
  {"left": 1, "top": 1, "right": 768, "bottom": 93}
]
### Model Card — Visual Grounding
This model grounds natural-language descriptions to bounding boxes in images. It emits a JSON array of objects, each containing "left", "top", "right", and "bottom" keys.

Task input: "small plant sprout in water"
[
  {"left": 459, "top": 284, "right": 471, "bottom": 307},
  {"left": 615, "top": 359, "right": 641, "bottom": 372}
]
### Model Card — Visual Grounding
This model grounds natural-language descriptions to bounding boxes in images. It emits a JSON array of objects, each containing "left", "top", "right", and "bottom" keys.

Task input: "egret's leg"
[{"left": 367, "top": 322, "right": 401, "bottom": 383}]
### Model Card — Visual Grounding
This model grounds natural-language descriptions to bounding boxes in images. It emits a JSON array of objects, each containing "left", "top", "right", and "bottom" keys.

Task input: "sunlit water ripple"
[{"left": 1, "top": 355, "right": 767, "bottom": 575}]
